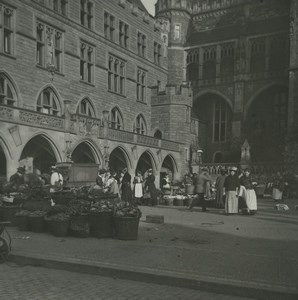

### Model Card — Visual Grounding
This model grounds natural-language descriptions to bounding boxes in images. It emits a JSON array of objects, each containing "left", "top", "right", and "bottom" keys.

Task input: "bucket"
[
  {"left": 89, "top": 211, "right": 113, "bottom": 238},
  {"left": 113, "top": 216, "right": 140, "bottom": 240},
  {"left": 29, "top": 216, "right": 45, "bottom": 233},
  {"left": 16, "top": 215, "right": 30, "bottom": 231}
]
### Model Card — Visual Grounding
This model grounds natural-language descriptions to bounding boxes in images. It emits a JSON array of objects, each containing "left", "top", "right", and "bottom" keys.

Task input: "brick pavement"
[
  {"left": 4, "top": 198, "right": 298, "bottom": 300},
  {"left": 0, "top": 263, "right": 255, "bottom": 300}
]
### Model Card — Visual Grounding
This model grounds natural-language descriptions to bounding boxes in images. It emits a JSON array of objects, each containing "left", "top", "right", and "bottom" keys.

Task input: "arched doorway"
[
  {"left": 20, "top": 135, "right": 57, "bottom": 174},
  {"left": 136, "top": 151, "right": 155, "bottom": 176},
  {"left": 160, "top": 155, "right": 176, "bottom": 189},
  {"left": 193, "top": 93, "right": 233, "bottom": 162},
  {"left": 244, "top": 86, "right": 288, "bottom": 162},
  {"left": 71, "top": 142, "right": 97, "bottom": 163},
  {"left": 109, "top": 147, "right": 129, "bottom": 174}
]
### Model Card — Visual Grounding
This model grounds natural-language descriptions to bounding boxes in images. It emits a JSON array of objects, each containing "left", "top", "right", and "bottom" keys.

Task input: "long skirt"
[
  {"left": 134, "top": 183, "right": 143, "bottom": 198},
  {"left": 244, "top": 189, "right": 257, "bottom": 210},
  {"left": 225, "top": 191, "right": 238, "bottom": 214},
  {"left": 272, "top": 188, "right": 283, "bottom": 201}
]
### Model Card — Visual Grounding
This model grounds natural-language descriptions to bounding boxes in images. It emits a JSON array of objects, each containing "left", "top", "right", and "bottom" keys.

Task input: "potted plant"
[
  {"left": 113, "top": 202, "right": 142, "bottom": 240},
  {"left": 28, "top": 210, "right": 46, "bottom": 233},
  {"left": 15, "top": 210, "right": 31, "bottom": 231},
  {"left": 89, "top": 200, "right": 114, "bottom": 238},
  {"left": 44, "top": 213, "right": 70, "bottom": 237}
]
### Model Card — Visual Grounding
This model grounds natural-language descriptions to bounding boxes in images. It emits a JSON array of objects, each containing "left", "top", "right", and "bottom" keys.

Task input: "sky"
[{"left": 142, "top": 0, "right": 158, "bottom": 16}]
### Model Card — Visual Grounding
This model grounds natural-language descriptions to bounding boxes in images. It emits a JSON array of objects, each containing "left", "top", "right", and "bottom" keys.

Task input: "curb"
[{"left": 8, "top": 253, "right": 298, "bottom": 300}]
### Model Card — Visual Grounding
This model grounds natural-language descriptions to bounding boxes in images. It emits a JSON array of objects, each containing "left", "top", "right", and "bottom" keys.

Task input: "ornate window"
[
  {"left": 213, "top": 100, "right": 228, "bottom": 142},
  {"left": 80, "top": 0, "right": 93, "bottom": 29},
  {"left": 1, "top": 5, "right": 15, "bottom": 55},
  {"left": 36, "top": 22, "right": 63, "bottom": 73},
  {"left": 250, "top": 38, "right": 265, "bottom": 73},
  {"left": 186, "top": 50, "right": 199, "bottom": 81},
  {"left": 0, "top": 74, "right": 17, "bottom": 106},
  {"left": 133, "top": 114, "right": 147, "bottom": 135},
  {"left": 137, "top": 69, "right": 146, "bottom": 102},
  {"left": 110, "top": 107, "right": 123, "bottom": 130},
  {"left": 174, "top": 24, "right": 181, "bottom": 40},
  {"left": 53, "top": 0, "right": 68, "bottom": 16},
  {"left": 220, "top": 43, "right": 235, "bottom": 77},
  {"left": 137, "top": 32, "right": 146, "bottom": 57},
  {"left": 108, "top": 55, "right": 126, "bottom": 95},
  {"left": 37, "top": 88, "right": 61, "bottom": 116},
  {"left": 203, "top": 46, "right": 216, "bottom": 80},
  {"left": 154, "top": 42, "right": 162, "bottom": 65},
  {"left": 77, "top": 98, "right": 95, "bottom": 117},
  {"left": 119, "top": 20, "right": 129, "bottom": 48},
  {"left": 104, "top": 11, "right": 115, "bottom": 41},
  {"left": 80, "top": 42, "right": 94, "bottom": 83}
]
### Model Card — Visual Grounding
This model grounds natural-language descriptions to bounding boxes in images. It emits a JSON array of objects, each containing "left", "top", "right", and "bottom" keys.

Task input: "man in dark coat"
[
  {"left": 188, "top": 167, "right": 211, "bottom": 212},
  {"left": 121, "top": 168, "right": 132, "bottom": 203},
  {"left": 9, "top": 166, "right": 26, "bottom": 189},
  {"left": 144, "top": 169, "right": 157, "bottom": 206}
]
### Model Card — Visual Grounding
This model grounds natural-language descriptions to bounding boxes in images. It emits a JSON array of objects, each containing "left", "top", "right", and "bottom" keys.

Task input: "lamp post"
[{"left": 197, "top": 149, "right": 203, "bottom": 164}]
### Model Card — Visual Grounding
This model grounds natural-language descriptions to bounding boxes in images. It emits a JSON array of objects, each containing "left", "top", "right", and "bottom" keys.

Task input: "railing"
[
  {"left": 0, "top": 105, "right": 182, "bottom": 152},
  {"left": 108, "top": 128, "right": 134, "bottom": 143},
  {"left": 198, "top": 162, "right": 288, "bottom": 178},
  {"left": 137, "top": 134, "right": 159, "bottom": 147}
]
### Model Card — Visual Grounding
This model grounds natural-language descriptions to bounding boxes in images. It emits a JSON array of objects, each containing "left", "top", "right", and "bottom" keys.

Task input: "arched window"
[
  {"left": 203, "top": 46, "right": 216, "bottom": 80},
  {"left": 77, "top": 98, "right": 95, "bottom": 117},
  {"left": 110, "top": 107, "right": 123, "bottom": 130},
  {"left": 0, "top": 74, "right": 17, "bottom": 106},
  {"left": 213, "top": 100, "right": 228, "bottom": 142},
  {"left": 36, "top": 87, "right": 61, "bottom": 116},
  {"left": 133, "top": 114, "right": 146, "bottom": 135},
  {"left": 154, "top": 130, "right": 162, "bottom": 139}
]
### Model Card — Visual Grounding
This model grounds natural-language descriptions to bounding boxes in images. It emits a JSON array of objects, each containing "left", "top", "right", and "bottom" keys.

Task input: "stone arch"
[
  {"left": 71, "top": 139, "right": 102, "bottom": 164},
  {"left": 0, "top": 69, "right": 22, "bottom": 106},
  {"left": 20, "top": 133, "right": 62, "bottom": 173},
  {"left": 244, "top": 82, "right": 288, "bottom": 119},
  {"left": 0, "top": 135, "right": 13, "bottom": 181},
  {"left": 243, "top": 83, "right": 289, "bottom": 162},
  {"left": 109, "top": 145, "right": 133, "bottom": 174},
  {"left": 193, "top": 89, "right": 233, "bottom": 110},
  {"left": 160, "top": 154, "right": 178, "bottom": 186},
  {"left": 136, "top": 149, "right": 158, "bottom": 175},
  {"left": 35, "top": 83, "right": 63, "bottom": 115}
]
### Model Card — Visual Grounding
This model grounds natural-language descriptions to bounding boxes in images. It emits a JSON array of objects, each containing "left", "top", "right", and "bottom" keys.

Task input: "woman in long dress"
[
  {"left": 239, "top": 168, "right": 258, "bottom": 214},
  {"left": 215, "top": 169, "right": 227, "bottom": 208},
  {"left": 272, "top": 172, "right": 285, "bottom": 202},
  {"left": 133, "top": 171, "right": 143, "bottom": 205}
]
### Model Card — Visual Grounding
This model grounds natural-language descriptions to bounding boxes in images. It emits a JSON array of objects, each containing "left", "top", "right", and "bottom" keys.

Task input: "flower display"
[
  {"left": 90, "top": 200, "right": 114, "bottom": 214},
  {"left": 44, "top": 213, "right": 70, "bottom": 222},
  {"left": 114, "top": 202, "right": 142, "bottom": 218}
]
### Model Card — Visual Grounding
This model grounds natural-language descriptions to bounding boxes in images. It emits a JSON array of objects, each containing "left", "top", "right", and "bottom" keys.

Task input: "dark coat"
[
  {"left": 9, "top": 172, "right": 25, "bottom": 187},
  {"left": 224, "top": 174, "right": 240, "bottom": 191},
  {"left": 193, "top": 172, "right": 211, "bottom": 194},
  {"left": 144, "top": 174, "right": 157, "bottom": 205},
  {"left": 121, "top": 172, "right": 132, "bottom": 203}
]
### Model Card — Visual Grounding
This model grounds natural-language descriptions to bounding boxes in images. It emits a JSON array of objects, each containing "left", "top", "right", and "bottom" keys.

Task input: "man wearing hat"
[
  {"left": 188, "top": 167, "right": 211, "bottom": 212},
  {"left": 50, "top": 165, "right": 63, "bottom": 193},
  {"left": 9, "top": 166, "right": 26, "bottom": 188},
  {"left": 223, "top": 166, "right": 240, "bottom": 215}
]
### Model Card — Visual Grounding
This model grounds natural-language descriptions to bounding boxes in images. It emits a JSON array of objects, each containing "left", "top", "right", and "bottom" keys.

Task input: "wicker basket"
[
  {"left": 113, "top": 216, "right": 140, "bottom": 240},
  {"left": 89, "top": 211, "right": 113, "bottom": 238}
]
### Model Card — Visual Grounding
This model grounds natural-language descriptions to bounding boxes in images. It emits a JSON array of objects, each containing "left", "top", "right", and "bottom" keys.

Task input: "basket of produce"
[
  {"left": 15, "top": 210, "right": 31, "bottom": 231},
  {"left": 113, "top": 203, "right": 142, "bottom": 240},
  {"left": 89, "top": 200, "right": 114, "bottom": 238},
  {"left": 28, "top": 210, "right": 46, "bottom": 233},
  {"left": 44, "top": 213, "right": 70, "bottom": 237}
]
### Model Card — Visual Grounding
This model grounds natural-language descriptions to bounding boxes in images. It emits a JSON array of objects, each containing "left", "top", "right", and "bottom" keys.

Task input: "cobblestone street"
[{"left": 0, "top": 263, "right": 255, "bottom": 300}]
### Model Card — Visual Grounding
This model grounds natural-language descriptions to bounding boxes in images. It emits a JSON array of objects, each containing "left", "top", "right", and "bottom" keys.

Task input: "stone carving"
[
  {"left": 19, "top": 111, "right": 64, "bottom": 129},
  {"left": 78, "top": 116, "right": 101, "bottom": 136},
  {"left": 0, "top": 106, "right": 13, "bottom": 119}
]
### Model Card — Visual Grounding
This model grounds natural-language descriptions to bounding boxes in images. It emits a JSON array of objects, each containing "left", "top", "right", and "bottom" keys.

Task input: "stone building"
[
  {"left": 155, "top": 0, "right": 297, "bottom": 168},
  {"left": 0, "top": 0, "right": 194, "bottom": 185},
  {"left": 1, "top": 0, "right": 297, "bottom": 185}
]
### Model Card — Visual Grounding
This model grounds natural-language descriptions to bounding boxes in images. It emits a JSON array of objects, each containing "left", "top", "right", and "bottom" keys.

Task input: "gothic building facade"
[{"left": 0, "top": 0, "right": 297, "bottom": 185}]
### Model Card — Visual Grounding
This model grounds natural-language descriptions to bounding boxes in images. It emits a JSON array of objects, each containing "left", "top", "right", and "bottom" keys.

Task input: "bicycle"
[{"left": 0, "top": 221, "right": 11, "bottom": 263}]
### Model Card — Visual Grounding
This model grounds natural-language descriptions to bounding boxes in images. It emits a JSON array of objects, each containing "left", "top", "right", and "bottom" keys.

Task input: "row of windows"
[
  {"left": 186, "top": 35, "right": 288, "bottom": 80},
  {"left": 0, "top": 73, "right": 151, "bottom": 135},
  {"left": 1, "top": 4, "right": 163, "bottom": 67}
]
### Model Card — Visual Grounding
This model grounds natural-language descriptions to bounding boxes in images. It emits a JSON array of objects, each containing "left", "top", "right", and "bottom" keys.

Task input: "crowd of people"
[{"left": 186, "top": 166, "right": 296, "bottom": 216}]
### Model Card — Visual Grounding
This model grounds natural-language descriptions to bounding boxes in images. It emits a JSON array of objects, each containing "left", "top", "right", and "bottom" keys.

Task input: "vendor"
[
  {"left": 50, "top": 166, "right": 63, "bottom": 193},
  {"left": 161, "top": 174, "right": 171, "bottom": 194},
  {"left": 9, "top": 166, "right": 26, "bottom": 189}
]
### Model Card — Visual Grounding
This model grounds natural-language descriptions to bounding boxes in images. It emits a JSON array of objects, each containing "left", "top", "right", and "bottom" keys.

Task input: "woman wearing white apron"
[
  {"left": 239, "top": 168, "right": 258, "bottom": 215},
  {"left": 133, "top": 171, "right": 143, "bottom": 205}
]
